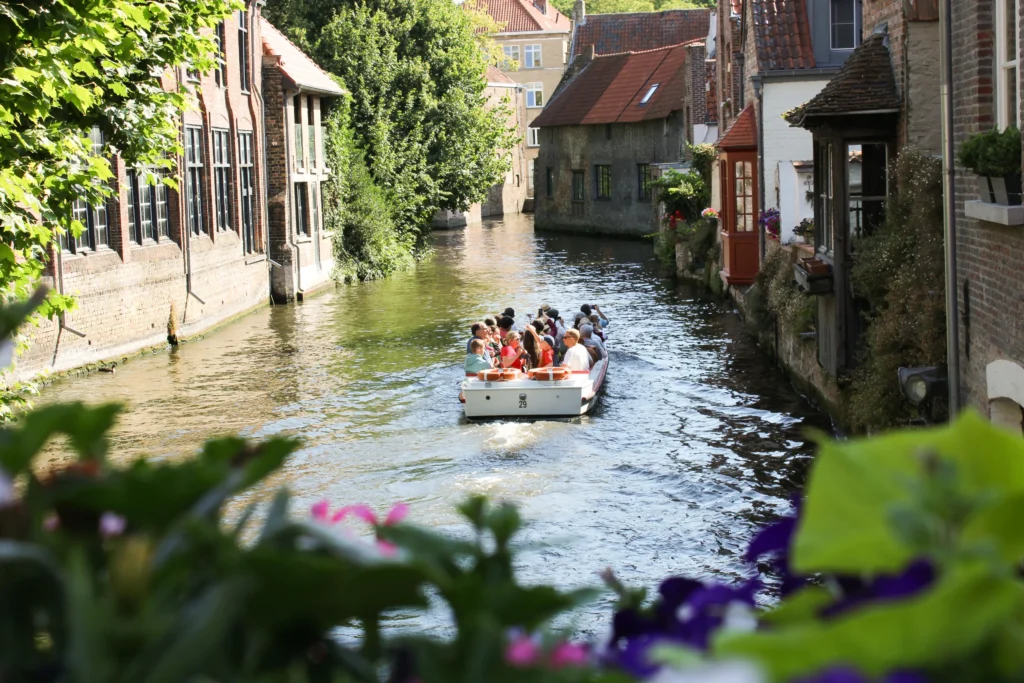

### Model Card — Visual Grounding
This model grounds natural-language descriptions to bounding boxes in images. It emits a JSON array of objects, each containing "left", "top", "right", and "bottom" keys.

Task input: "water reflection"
[{"left": 40, "top": 213, "right": 828, "bottom": 634}]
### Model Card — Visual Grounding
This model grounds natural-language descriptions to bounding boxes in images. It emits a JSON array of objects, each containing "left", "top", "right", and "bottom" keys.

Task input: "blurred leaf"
[{"left": 0, "top": 403, "right": 120, "bottom": 476}]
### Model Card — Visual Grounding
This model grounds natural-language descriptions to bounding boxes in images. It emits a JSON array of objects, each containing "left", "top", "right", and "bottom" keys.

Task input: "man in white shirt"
[{"left": 560, "top": 329, "right": 592, "bottom": 371}]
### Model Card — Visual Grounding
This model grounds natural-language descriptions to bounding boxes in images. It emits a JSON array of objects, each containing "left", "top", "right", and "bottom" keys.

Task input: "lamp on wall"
[{"left": 898, "top": 365, "right": 949, "bottom": 424}]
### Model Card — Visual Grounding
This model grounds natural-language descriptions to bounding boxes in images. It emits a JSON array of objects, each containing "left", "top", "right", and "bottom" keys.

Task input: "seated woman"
[
  {"left": 465, "top": 339, "right": 493, "bottom": 374},
  {"left": 500, "top": 331, "right": 527, "bottom": 370}
]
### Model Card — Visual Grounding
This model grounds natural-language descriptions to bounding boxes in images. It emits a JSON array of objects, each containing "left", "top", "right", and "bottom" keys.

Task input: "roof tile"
[
  {"left": 717, "top": 103, "right": 757, "bottom": 149},
  {"left": 573, "top": 9, "right": 710, "bottom": 56},
  {"left": 482, "top": 0, "right": 571, "bottom": 33},
  {"left": 261, "top": 19, "right": 346, "bottom": 96},
  {"left": 751, "top": 0, "right": 815, "bottom": 71}
]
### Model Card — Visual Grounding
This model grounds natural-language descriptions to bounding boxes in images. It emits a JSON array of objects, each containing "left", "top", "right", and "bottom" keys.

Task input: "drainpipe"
[
  {"left": 754, "top": 78, "right": 765, "bottom": 261},
  {"left": 283, "top": 87, "right": 302, "bottom": 300},
  {"left": 939, "top": 0, "right": 960, "bottom": 415},
  {"left": 252, "top": 8, "right": 273, "bottom": 299}
]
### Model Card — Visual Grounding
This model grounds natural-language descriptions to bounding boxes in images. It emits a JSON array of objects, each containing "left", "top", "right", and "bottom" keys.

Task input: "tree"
[
  {"left": 549, "top": 0, "right": 712, "bottom": 15},
  {"left": 265, "top": 0, "right": 516, "bottom": 240}
]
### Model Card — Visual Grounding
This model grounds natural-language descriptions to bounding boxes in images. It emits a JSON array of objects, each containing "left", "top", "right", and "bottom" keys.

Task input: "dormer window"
[{"left": 640, "top": 84, "right": 659, "bottom": 105}]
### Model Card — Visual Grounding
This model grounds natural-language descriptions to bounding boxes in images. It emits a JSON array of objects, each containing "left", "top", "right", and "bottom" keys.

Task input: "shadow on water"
[{"left": 40, "top": 213, "right": 830, "bottom": 635}]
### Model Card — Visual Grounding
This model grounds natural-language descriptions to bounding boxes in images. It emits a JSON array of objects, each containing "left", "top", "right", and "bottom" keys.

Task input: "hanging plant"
[{"left": 759, "top": 207, "right": 781, "bottom": 240}]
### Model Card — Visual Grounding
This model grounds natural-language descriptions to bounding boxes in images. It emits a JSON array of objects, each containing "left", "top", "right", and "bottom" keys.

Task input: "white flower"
[{"left": 648, "top": 661, "right": 765, "bottom": 683}]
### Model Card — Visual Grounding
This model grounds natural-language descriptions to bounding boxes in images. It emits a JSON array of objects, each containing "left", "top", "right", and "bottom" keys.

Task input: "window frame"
[
  {"left": 502, "top": 44, "right": 521, "bottom": 68},
  {"left": 294, "top": 182, "right": 310, "bottom": 237},
  {"left": 733, "top": 159, "right": 754, "bottom": 232},
  {"left": 996, "top": 0, "right": 1021, "bottom": 129},
  {"left": 526, "top": 82, "right": 544, "bottom": 109},
  {"left": 571, "top": 169, "right": 585, "bottom": 202},
  {"left": 185, "top": 125, "right": 207, "bottom": 237},
  {"left": 238, "top": 9, "right": 251, "bottom": 93},
  {"left": 239, "top": 131, "right": 257, "bottom": 254},
  {"left": 64, "top": 126, "right": 110, "bottom": 254},
  {"left": 127, "top": 167, "right": 171, "bottom": 245},
  {"left": 595, "top": 164, "right": 611, "bottom": 200},
  {"left": 524, "top": 44, "right": 542, "bottom": 68},
  {"left": 212, "top": 128, "right": 232, "bottom": 232},
  {"left": 215, "top": 20, "right": 227, "bottom": 87},
  {"left": 829, "top": 0, "right": 858, "bottom": 51},
  {"left": 637, "top": 163, "right": 652, "bottom": 201},
  {"left": 527, "top": 127, "right": 540, "bottom": 147},
  {"left": 640, "top": 84, "right": 660, "bottom": 105}
]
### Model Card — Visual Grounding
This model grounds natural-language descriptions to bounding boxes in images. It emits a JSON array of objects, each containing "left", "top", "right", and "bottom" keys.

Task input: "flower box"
[
  {"left": 794, "top": 260, "right": 833, "bottom": 295},
  {"left": 981, "top": 175, "right": 1023, "bottom": 206}
]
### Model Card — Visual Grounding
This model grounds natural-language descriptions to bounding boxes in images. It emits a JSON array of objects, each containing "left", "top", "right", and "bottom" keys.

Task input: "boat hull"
[{"left": 462, "top": 357, "right": 608, "bottom": 419}]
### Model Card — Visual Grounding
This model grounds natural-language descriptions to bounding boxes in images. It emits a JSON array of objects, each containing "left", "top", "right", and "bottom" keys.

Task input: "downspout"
[
  {"left": 283, "top": 87, "right": 303, "bottom": 299},
  {"left": 252, "top": 7, "right": 273, "bottom": 300},
  {"left": 939, "top": 0, "right": 960, "bottom": 415},
  {"left": 754, "top": 78, "right": 765, "bottom": 261}
]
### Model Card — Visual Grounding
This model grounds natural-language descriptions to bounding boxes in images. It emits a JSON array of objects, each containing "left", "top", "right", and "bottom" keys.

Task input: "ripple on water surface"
[{"left": 40, "top": 214, "right": 829, "bottom": 635}]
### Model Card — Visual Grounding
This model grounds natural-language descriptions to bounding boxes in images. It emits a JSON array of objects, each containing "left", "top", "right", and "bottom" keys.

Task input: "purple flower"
[
  {"left": 745, "top": 515, "right": 807, "bottom": 595},
  {"left": 823, "top": 559, "right": 936, "bottom": 619},
  {"left": 99, "top": 512, "right": 126, "bottom": 538},
  {"left": 795, "top": 667, "right": 930, "bottom": 683}
]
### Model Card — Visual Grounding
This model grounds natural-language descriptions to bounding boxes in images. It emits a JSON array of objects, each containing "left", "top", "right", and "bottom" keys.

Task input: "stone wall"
[
  {"left": 16, "top": 9, "right": 271, "bottom": 381},
  {"left": 534, "top": 116, "right": 686, "bottom": 237}
]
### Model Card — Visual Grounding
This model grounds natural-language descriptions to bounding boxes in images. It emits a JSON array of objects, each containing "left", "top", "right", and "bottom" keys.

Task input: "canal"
[{"left": 40, "top": 213, "right": 830, "bottom": 633}]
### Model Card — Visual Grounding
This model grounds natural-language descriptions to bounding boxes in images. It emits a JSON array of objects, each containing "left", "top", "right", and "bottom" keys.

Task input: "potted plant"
[
  {"left": 759, "top": 207, "right": 781, "bottom": 241},
  {"left": 701, "top": 207, "right": 719, "bottom": 229},
  {"left": 957, "top": 126, "right": 1022, "bottom": 205},
  {"left": 792, "top": 217, "right": 814, "bottom": 245}
]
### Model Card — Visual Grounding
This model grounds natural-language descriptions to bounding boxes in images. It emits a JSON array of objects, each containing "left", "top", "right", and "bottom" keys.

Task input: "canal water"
[{"left": 39, "top": 214, "right": 829, "bottom": 633}]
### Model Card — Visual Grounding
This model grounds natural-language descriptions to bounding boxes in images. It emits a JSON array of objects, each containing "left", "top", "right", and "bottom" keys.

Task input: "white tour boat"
[{"left": 460, "top": 354, "right": 609, "bottom": 419}]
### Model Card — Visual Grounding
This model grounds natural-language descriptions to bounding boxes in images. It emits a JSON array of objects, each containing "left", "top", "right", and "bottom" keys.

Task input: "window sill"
[
  {"left": 595, "top": 197, "right": 611, "bottom": 202},
  {"left": 245, "top": 254, "right": 267, "bottom": 266},
  {"left": 965, "top": 200, "right": 1024, "bottom": 226}
]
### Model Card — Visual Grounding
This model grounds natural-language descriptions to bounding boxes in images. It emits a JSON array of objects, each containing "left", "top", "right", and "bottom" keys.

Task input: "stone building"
[
  {"left": 950, "top": 0, "right": 1024, "bottom": 431},
  {"left": 16, "top": 8, "right": 336, "bottom": 380},
  {"left": 481, "top": 0, "right": 574, "bottom": 196},
  {"left": 531, "top": 42, "right": 700, "bottom": 237},
  {"left": 261, "top": 19, "right": 346, "bottom": 302}
]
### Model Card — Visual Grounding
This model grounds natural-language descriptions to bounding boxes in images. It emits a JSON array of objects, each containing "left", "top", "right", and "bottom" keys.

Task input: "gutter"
[
  {"left": 939, "top": 0, "right": 960, "bottom": 414},
  {"left": 754, "top": 78, "right": 765, "bottom": 262}
]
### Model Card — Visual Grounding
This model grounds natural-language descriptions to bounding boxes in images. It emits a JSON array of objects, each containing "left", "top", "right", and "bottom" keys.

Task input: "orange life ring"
[
  {"left": 528, "top": 367, "right": 570, "bottom": 381},
  {"left": 500, "top": 368, "right": 521, "bottom": 381},
  {"left": 477, "top": 369, "right": 503, "bottom": 381}
]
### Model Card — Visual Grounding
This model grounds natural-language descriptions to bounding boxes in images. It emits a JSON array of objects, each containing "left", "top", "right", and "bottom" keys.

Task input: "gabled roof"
[
  {"left": 531, "top": 42, "right": 694, "bottom": 127},
  {"left": 486, "top": 65, "right": 518, "bottom": 86},
  {"left": 785, "top": 33, "right": 900, "bottom": 127},
  {"left": 261, "top": 19, "right": 346, "bottom": 96},
  {"left": 483, "top": 0, "right": 571, "bottom": 33},
  {"left": 751, "top": 0, "right": 815, "bottom": 70},
  {"left": 717, "top": 103, "right": 757, "bottom": 149},
  {"left": 573, "top": 9, "right": 710, "bottom": 56}
]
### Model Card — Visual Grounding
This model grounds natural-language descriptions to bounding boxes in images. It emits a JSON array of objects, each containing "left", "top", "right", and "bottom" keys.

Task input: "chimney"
[
  {"left": 572, "top": 0, "right": 586, "bottom": 25},
  {"left": 585, "top": 43, "right": 595, "bottom": 60}
]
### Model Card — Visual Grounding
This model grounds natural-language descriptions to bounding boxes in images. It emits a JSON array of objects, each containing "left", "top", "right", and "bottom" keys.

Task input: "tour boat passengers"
[
  {"left": 500, "top": 331, "right": 528, "bottom": 370},
  {"left": 589, "top": 314, "right": 607, "bottom": 341},
  {"left": 560, "top": 329, "right": 592, "bottom": 372},
  {"left": 580, "top": 324, "right": 607, "bottom": 360},
  {"left": 498, "top": 316, "right": 515, "bottom": 343},
  {"left": 581, "top": 304, "right": 610, "bottom": 329},
  {"left": 487, "top": 325, "right": 502, "bottom": 358},
  {"left": 540, "top": 335, "right": 556, "bottom": 367},
  {"left": 466, "top": 322, "right": 493, "bottom": 357},
  {"left": 465, "top": 339, "right": 493, "bottom": 374}
]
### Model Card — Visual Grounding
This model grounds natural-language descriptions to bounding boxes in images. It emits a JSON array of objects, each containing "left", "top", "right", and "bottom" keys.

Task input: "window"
[
  {"left": 996, "top": 0, "right": 1020, "bottom": 129},
  {"left": 215, "top": 21, "right": 227, "bottom": 86},
  {"left": 65, "top": 127, "right": 110, "bottom": 253},
  {"left": 239, "top": 132, "right": 256, "bottom": 253},
  {"left": 528, "top": 159, "right": 535, "bottom": 190},
  {"left": 734, "top": 160, "right": 754, "bottom": 232},
  {"left": 527, "top": 127, "right": 540, "bottom": 147},
  {"left": 307, "top": 95, "right": 317, "bottom": 169},
  {"left": 294, "top": 182, "right": 310, "bottom": 236},
  {"left": 830, "top": 0, "right": 857, "bottom": 50},
  {"left": 524, "top": 44, "right": 542, "bottom": 68},
  {"left": 595, "top": 165, "right": 611, "bottom": 199},
  {"left": 640, "top": 83, "right": 659, "bottom": 105},
  {"left": 311, "top": 182, "right": 320, "bottom": 237},
  {"left": 846, "top": 143, "right": 888, "bottom": 252},
  {"left": 213, "top": 129, "right": 232, "bottom": 232},
  {"left": 238, "top": 9, "right": 250, "bottom": 92},
  {"left": 815, "top": 141, "right": 834, "bottom": 254},
  {"left": 572, "top": 170, "right": 585, "bottom": 202},
  {"left": 185, "top": 126, "right": 206, "bottom": 236},
  {"left": 294, "top": 96, "right": 305, "bottom": 170},
  {"left": 127, "top": 168, "right": 171, "bottom": 244},
  {"left": 545, "top": 167, "right": 554, "bottom": 198},
  {"left": 526, "top": 82, "right": 544, "bottom": 108},
  {"left": 502, "top": 45, "right": 520, "bottom": 67},
  {"left": 637, "top": 163, "right": 652, "bottom": 200}
]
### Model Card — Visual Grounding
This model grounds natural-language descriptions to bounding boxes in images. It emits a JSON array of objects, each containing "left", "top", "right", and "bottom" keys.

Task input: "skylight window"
[{"left": 640, "top": 84, "right": 659, "bottom": 105}]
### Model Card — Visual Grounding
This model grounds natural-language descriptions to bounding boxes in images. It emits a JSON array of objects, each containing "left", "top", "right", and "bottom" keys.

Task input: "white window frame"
[
  {"left": 996, "top": 0, "right": 1021, "bottom": 129},
  {"left": 524, "top": 44, "right": 542, "bottom": 68},
  {"left": 829, "top": 0, "right": 859, "bottom": 51},
  {"left": 503, "top": 45, "right": 520, "bottom": 67},
  {"left": 527, "top": 127, "right": 540, "bottom": 147},
  {"left": 528, "top": 159, "right": 535, "bottom": 189},
  {"left": 526, "top": 82, "right": 544, "bottom": 108},
  {"left": 640, "top": 84, "right": 660, "bottom": 105}
]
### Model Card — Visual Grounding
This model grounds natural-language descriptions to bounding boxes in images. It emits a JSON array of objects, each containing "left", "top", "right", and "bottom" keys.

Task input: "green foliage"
[
  {"left": 265, "top": 0, "right": 517, "bottom": 248},
  {"left": 847, "top": 148, "right": 946, "bottom": 431},
  {"left": 549, "top": 0, "right": 713, "bottom": 14},
  {"left": 748, "top": 245, "right": 814, "bottom": 336},
  {"left": 957, "top": 126, "right": 1022, "bottom": 177}
]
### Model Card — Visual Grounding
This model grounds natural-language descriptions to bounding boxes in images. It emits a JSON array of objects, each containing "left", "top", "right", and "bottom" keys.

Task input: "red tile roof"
[
  {"left": 751, "top": 0, "right": 815, "bottom": 70},
  {"left": 483, "top": 0, "right": 571, "bottom": 33},
  {"left": 717, "top": 103, "right": 757, "bottom": 149},
  {"left": 486, "top": 65, "right": 517, "bottom": 85},
  {"left": 573, "top": 9, "right": 710, "bottom": 56},
  {"left": 785, "top": 33, "right": 900, "bottom": 126},
  {"left": 261, "top": 19, "right": 346, "bottom": 96},
  {"left": 531, "top": 42, "right": 694, "bottom": 127}
]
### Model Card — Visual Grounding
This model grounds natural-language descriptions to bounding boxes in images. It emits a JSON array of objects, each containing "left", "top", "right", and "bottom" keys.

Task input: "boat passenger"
[
  {"left": 499, "top": 316, "right": 515, "bottom": 343},
  {"left": 572, "top": 312, "right": 587, "bottom": 329},
  {"left": 581, "top": 304, "right": 610, "bottom": 328},
  {"left": 466, "top": 322, "right": 492, "bottom": 356},
  {"left": 580, "top": 324, "right": 607, "bottom": 361},
  {"left": 561, "top": 329, "right": 592, "bottom": 371},
  {"left": 500, "top": 331, "right": 527, "bottom": 370},
  {"left": 546, "top": 308, "right": 562, "bottom": 339},
  {"left": 589, "top": 314, "right": 607, "bottom": 341},
  {"left": 523, "top": 326, "right": 543, "bottom": 368},
  {"left": 465, "top": 339, "right": 493, "bottom": 374},
  {"left": 502, "top": 307, "right": 522, "bottom": 332},
  {"left": 487, "top": 325, "right": 502, "bottom": 359},
  {"left": 539, "top": 335, "right": 556, "bottom": 367},
  {"left": 484, "top": 317, "right": 497, "bottom": 328},
  {"left": 531, "top": 319, "right": 546, "bottom": 335}
]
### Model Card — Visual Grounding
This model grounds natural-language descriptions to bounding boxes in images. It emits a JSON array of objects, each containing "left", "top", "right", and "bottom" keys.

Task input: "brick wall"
[
  {"left": 17, "top": 7, "right": 272, "bottom": 381},
  {"left": 688, "top": 44, "right": 708, "bottom": 127},
  {"left": 950, "top": 0, "right": 1024, "bottom": 415},
  {"left": 481, "top": 83, "right": 530, "bottom": 217}
]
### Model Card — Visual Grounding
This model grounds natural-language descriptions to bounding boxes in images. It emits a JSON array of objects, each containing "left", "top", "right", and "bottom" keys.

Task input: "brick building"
[
  {"left": 950, "top": 0, "right": 1024, "bottom": 432},
  {"left": 532, "top": 42, "right": 700, "bottom": 237},
  {"left": 261, "top": 19, "right": 345, "bottom": 302},
  {"left": 16, "top": 7, "right": 339, "bottom": 380}
]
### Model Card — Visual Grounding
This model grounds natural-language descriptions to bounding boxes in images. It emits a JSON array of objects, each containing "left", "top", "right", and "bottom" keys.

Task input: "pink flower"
[
  {"left": 550, "top": 641, "right": 588, "bottom": 669},
  {"left": 43, "top": 514, "right": 60, "bottom": 532},
  {"left": 376, "top": 540, "right": 398, "bottom": 557},
  {"left": 99, "top": 512, "right": 126, "bottom": 538},
  {"left": 311, "top": 500, "right": 332, "bottom": 522},
  {"left": 331, "top": 503, "right": 408, "bottom": 526},
  {"left": 505, "top": 636, "right": 540, "bottom": 667}
]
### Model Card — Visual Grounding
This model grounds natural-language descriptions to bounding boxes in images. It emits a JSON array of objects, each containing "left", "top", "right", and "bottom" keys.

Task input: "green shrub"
[{"left": 957, "top": 126, "right": 1022, "bottom": 176}]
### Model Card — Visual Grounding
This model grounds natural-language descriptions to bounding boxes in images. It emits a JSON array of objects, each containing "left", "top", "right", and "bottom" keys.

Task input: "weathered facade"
[
  {"left": 532, "top": 43, "right": 697, "bottom": 237},
  {"left": 951, "top": 0, "right": 1024, "bottom": 431},
  {"left": 16, "top": 8, "right": 341, "bottom": 381}
]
